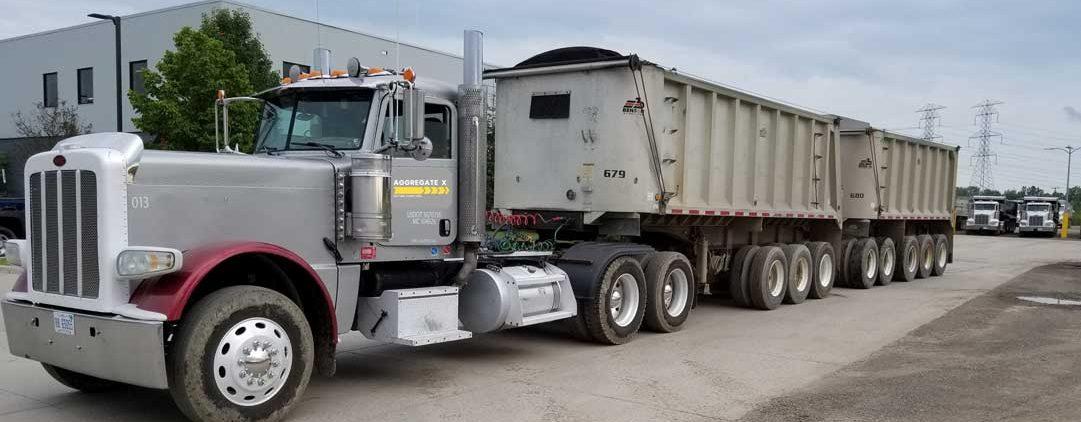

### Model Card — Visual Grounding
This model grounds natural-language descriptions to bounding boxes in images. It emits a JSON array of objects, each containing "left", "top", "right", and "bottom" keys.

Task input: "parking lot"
[{"left": 1, "top": 234, "right": 1080, "bottom": 421}]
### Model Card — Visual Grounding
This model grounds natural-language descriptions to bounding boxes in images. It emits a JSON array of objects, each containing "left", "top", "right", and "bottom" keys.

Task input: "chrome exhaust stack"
[{"left": 456, "top": 30, "right": 487, "bottom": 284}]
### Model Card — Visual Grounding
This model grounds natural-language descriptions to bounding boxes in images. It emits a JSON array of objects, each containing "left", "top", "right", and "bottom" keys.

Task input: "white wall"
[{"left": 0, "top": 0, "right": 466, "bottom": 139}]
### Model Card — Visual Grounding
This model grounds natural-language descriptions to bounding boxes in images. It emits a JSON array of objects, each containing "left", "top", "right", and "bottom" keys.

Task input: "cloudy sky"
[{"left": 4, "top": 0, "right": 1080, "bottom": 192}]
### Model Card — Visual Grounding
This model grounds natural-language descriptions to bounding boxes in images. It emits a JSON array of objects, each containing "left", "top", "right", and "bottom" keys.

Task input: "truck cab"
[
  {"left": 1018, "top": 196, "right": 1059, "bottom": 236},
  {"left": 965, "top": 195, "right": 1016, "bottom": 235}
]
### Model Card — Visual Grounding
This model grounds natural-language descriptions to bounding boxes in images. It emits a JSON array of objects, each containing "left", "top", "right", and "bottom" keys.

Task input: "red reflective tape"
[
  {"left": 786, "top": 213, "right": 794, "bottom": 217},
  {"left": 705, "top": 210, "right": 716, "bottom": 215},
  {"left": 689, "top": 209, "right": 701, "bottom": 215},
  {"left": 671, "top": 209, "right": 683, "bottom": 214},
  {"left": 720, "top": 211, "right": 731, "bottom": 216},
  {"left": 749, "top": 212, "right": 758, "bottom": 217},
  {"left": 735, "top": 211, "right": 745, "bottom": 216}
]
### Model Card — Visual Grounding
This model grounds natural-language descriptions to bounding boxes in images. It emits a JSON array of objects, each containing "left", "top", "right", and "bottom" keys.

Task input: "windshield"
[
  {"left": 254, "top": 89, "right": 374, "bottom": 152},
  {"left": 1027, "top": 204, "right": 1051, "bottom": 212},
  {"left": 973, "top": 203, "right": 997, "bottom": 211}
]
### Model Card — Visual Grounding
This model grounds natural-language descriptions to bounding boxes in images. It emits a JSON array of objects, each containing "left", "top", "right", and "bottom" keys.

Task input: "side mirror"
[
  {"left": 402, "top": 88, "right": 425, "bottom": 142},
  {"left": 410, "top": 137, "right": 433, "bottom": 161}
]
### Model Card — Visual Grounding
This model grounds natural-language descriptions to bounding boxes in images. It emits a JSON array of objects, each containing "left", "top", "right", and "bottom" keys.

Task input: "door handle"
[{"left": 439, "top": 219, "right": 452, "bottom": 237}]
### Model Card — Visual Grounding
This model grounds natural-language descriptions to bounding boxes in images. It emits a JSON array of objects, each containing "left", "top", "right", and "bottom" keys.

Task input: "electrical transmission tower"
[
  {"left": 969, "top": 100, "right": 1004, "bottom": 190},
  {"left": 916, "top": 103, "right": 945, "bottom": 141}
]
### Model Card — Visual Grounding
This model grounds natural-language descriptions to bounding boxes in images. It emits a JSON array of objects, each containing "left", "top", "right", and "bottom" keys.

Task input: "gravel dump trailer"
[
  {"left": 837, "top": 117, "right": 959, "bottom": 283},
  {"left": 487, "top": 47, "right": 958, "bottom": 326}
]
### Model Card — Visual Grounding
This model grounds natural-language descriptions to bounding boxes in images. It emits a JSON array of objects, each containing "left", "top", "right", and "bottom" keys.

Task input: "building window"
[
  {"left": 43, "top": 72, "right": 58, "bottom": 108},
  {"left": 129, "top": 60, "right": 148, "bottom": 94},
  {"left": 283, "top": 61, "right": 310, "bottom": 78},
  {"left": 77, "top": 67, "right": 94, "bottom": 104}
]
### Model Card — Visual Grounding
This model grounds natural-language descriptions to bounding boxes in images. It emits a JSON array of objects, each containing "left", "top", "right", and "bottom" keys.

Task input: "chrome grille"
[
  {"left": 28, "top": 169, "right": 100, "bottom": 298},
  {"left": 974, "top": 215, "right": 989, "bottom": 225},
  {"left": 1029, "top": 216, "right": 1044, "bottom": 226}
]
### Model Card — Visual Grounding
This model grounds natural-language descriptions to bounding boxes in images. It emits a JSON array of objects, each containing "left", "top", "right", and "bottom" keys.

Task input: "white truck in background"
[
  {"left": 965, "top": 195, "right": 1017, "bottom": 235},
  {"left": 1017, "top": 196, "right": 1060, "bottom": 236}
]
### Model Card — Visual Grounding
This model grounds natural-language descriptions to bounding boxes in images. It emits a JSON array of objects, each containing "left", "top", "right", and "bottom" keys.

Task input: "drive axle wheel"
[
  {"left": 916, "top": 235, "right": 934, "bottom": 279},
  {"left": 804, "top": 242, "right": 835, "bottom": 299},
  {"left": 579, "top": 256, "right": 647, "bottom": 345},
  {"left": 169, "top": 286, "right": 314, "bottom": 422},
  {"left": 875, "top": 237, "right": 895, "bottom": 286},
  {"left": 643, "top": 252, "right": 695, "bottom": 332},
  {"left": 728, "top": 245, "right": 760, "bottom": 308},
  {"left": 893, "top": 236, "right": 919, "bottom": 282},
  {"left": 931, "top": 234, "right": 949, "bottom": 276}
]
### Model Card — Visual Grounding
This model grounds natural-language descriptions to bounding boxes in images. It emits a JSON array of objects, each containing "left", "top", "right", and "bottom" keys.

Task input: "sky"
[{"left": 3, "top": 0, "right": 1081, "bottom": 192}]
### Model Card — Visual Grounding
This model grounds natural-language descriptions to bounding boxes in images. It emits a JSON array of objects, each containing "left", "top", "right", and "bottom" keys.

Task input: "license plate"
[{"left": 53, "top": 311, "right": 75, "bottom": 336}]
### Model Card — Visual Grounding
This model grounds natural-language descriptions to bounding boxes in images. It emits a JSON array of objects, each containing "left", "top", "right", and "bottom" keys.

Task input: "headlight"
[
  {"left": 1019, "top": 221, "right": 1028, "bottom": 226},
  {"left": 117, "top": 248, "right": 182, "bottom": 278},
  {"left": 4, "top": 239, "right": 26, "bottom": 266},
  {"left": 989, "top": 219, "right": 999, "bottom": 225},
  {"left": 1045, "top": 221, "right": 1055, "bottom": 227}
]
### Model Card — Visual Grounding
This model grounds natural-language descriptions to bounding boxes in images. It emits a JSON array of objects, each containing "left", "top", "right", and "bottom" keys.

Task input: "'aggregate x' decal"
[{"left": 393, "top": 179, "right": 451, "bottom": 196}]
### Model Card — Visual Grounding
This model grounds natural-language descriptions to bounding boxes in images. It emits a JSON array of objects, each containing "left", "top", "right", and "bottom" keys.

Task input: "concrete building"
[{"left": 0, "top": 0, "right": 469, "bottom": 139}]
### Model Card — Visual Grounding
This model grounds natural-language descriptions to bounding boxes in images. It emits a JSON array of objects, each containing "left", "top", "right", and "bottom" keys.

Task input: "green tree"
[
  {"left": 129, "top": 27, "right": 256, "bottom": 151},
  {"left": 199, "top": 9, "right": 278, "bottom": 92}
]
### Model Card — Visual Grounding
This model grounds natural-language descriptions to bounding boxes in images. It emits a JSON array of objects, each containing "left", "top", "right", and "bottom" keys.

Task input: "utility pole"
[
  {"left": 1044, "top": 146, "right": 1079, "bottom": 206},
  {"left": 916, "top": 103, "right": 945, "bottom": 142},
  {"left": 969, "top": 100, "right": 1003, "bottom": 191}
]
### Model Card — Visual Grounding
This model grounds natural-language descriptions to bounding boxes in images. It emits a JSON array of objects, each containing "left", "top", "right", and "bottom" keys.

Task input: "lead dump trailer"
[
  {"left": 487, "top": 47, "right": 957, "bottom": 318},
  {"left": 836, "top": 117, "right": 959, "bottom": 282}
]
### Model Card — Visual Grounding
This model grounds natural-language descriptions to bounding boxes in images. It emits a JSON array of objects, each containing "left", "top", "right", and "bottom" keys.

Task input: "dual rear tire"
[{"left": 728, "top": 242, "right": 836, "bottom": 310}]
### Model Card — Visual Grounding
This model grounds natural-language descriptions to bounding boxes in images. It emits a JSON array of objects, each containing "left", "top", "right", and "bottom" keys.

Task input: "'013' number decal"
[{"left": 130, "top": 195, "right": 151, "bottom": 209}]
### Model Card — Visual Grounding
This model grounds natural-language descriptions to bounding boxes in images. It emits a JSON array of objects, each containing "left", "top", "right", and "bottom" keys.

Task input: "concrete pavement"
[{"left": 1, "top": 234, "right": 1079, "bottom": 421}]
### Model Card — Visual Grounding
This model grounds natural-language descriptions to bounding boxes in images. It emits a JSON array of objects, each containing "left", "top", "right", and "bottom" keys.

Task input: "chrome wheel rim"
[
  {"left": 610, "top": 273, "right": 640, "bottom": 327},
  {"left": 864, "top": 248, "right": 878, "bottom": 279},
  {"left": 906, "top": 245, "right": 918, "bottom": 273},
  {"left": 767, "top": 260, "right": 786, "bottom": 297},
  {"left": 881, "top": 246, "right": 895, "bottom": 277},
  {"left": 922, "top": 243, "right": 934, "bottom": 270},
  {"left": 819, "top": 254, "right": 833, "bottom": 288},
  {"left": 794, "top": 257, "right": 810, "bottom": 292},
  {"left": 213, "top": 317, "right": 293, "bottom": 406},
  {"left": 936, "top": 242, "right": 948, "bottom": 268},
  {"left": 663, "top": 268, "right": 690, "bottom": 317}
]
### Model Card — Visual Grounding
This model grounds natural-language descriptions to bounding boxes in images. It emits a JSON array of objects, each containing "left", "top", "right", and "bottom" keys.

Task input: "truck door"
[{"left": 378, "top": 97, "right": 458, "bottom": 246}]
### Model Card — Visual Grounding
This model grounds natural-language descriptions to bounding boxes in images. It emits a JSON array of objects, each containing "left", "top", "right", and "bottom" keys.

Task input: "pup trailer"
[{"left": 2, "top": 31, "right": 957, "bottom": 422}]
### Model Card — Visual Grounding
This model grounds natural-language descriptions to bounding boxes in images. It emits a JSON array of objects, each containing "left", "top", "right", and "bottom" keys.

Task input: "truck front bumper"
[
  {"left": 1, "top": 300, "right": 168, "bottom": 389},
  {"left": 1019, "top": 226, "right": 1056, "bottom": 233},
  {"left": 965, "top": 224, "right": 1000, "bottom": 231}
]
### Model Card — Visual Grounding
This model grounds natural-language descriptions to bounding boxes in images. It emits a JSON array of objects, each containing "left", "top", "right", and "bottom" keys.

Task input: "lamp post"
[
  {"left": 88, "top": 13, "right": 122, "bottom": 132},
  {"left": 1045, "top": 146, "right": 1079, "bottom": 205}
]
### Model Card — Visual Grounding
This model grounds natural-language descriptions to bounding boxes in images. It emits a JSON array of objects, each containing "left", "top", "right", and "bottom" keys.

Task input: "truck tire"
[
  {"left": 874, "top": 237, "right": 895, "bottom": 286},
  {"left": 728, "top": 245, "right": 760, "bottom": 308},
  {"left": 748, "top": 246, "right": 787, "bottom": 310},
  {"left": 834, "top": 239, "right": 851, "bottom": 287},
  {"left": 0, "top": 226, "right": 14, "bottom": 257},
  {"left": 846, "top": 238, "right": 878, "bottom": 289},
  {"left": 805, "top": 242, "right": 835, "bottom": 299},
  {"left": 894, "top": 236, "right": 919, "bottom": 282},
  {"left": 642, "top": 252, "right": 695, "bottom": 333},
  {"left": 781, "top": 244, "right": 812, "bottom": 304},
  {"left": 42, "top": 364, "right": 121, "bottom": 392},
  {"left": 916, "top": 234, "right": 934, "bottom": 279},
  {"left": 579, "top": 256, "right": 647, "bottom": 345},
  {"left": 931, "top": 234, "right": 949, "bottom": 276},
  {"left": 169, "top": 286, "right": 315, "bottom": 422}
]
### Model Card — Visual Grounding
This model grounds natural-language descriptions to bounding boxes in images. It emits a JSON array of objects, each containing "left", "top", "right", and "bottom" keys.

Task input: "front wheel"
[{"left": 169, "top": 286, "right": 315, "bottom": 422}]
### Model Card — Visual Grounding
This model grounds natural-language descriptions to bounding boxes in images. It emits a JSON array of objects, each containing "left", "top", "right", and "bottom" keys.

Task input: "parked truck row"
[
  {"left": 962, "top": 195, "right": 1061, "bottom": 236},
  {"left": 2, "top": 31, "right": 958, "bottom": 422}
]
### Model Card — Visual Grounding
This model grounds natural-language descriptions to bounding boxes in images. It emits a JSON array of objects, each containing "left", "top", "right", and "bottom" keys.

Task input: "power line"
[{"left": 969, "top": 99, "right": 1003, "bottom": 190}]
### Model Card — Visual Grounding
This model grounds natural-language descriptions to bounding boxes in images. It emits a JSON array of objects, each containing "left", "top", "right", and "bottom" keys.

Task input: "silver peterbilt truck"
[
  {"left": 2, "top": 31, "right": 958, "bottom": 422},
  {"left": 1017, "top": 196, "right": 1060, "bottom": 236}
]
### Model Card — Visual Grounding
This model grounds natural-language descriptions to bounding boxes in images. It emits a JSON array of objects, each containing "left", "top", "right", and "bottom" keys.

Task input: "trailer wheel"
[
  {"left": 916, "top": 235, "right": 934, "bottom": 279},
  {"left": 846, "top": 238, "right": 878, "bottom": 289},
  {"left": 837, "top": 239, "right": 856, "bottom": 288},
  {"left": 42, "top": 364, "right": 121, "bottom": 392},
  {"left": 728, "top": 245, "right": 760, "bottom": 308},
  {"left": 642, "top": 252, "right": 695, "bottom": 332},
  {"left": 169, "top": 286, "right": 314, "bottom": 422},
  {"left": 748, "top": 246, "right": 787, "bottom": 310},
  {"left": 780, "top": 244, "right": 812, "bottom": 304},
  {"left": 931, "top": 234, "right": 949, "bottom": 276},
  {"left": 805, "top": 242, "right": 835, "bottom": 299},
  {"left": 874, "top": 237, "right": 895, "bottom": 286},
  {"left": 893, "top": 236, "right": 918, "bottom": 282},
  {"left": 579, "top": 256, "right": 647, "bottom": 345}
]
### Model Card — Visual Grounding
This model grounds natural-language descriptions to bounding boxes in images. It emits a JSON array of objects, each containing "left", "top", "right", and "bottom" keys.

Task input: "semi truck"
[
  {"left": 964, "top": 195, "right": 1018, "bottom": 235},
  {"left": 1017, "top": 196, "right": 1060, "bottom": 236},
  {"left": 1, "top": 31, "right": 958, "bottom": 422}
]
